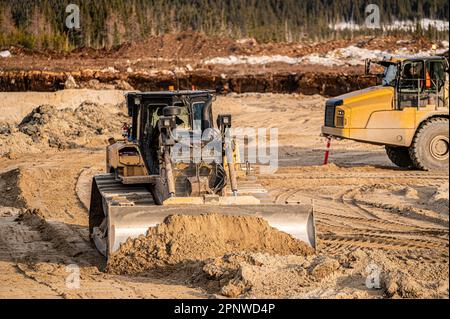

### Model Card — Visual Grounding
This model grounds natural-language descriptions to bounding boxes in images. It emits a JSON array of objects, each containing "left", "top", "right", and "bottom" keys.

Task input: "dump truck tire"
[
  {"left": 409, "top": 118, "right": 449, "bottom": 171},
  {"left": 385, "top": 146, "right": 413, "bottom": 168}
]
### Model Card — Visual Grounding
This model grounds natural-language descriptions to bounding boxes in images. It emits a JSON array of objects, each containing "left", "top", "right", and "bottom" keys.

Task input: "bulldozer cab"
[
  {"left": 125, "top": 90, "right": 215, "bottom": 174},
  {"left": 126, "top": 90, "right": 214, "bottom": 137}
]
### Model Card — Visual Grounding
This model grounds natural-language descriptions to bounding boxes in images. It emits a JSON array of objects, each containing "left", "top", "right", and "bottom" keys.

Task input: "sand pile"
[
  {"left": 429, "top": 184, "right": 449, "bottom": 216},
  {"left": 192, "top": 248, "right": 449, "bottom": 298},
  {"left": 0, "top": 101, "right": 128, "bottom": 157},
  {"left": 0, "top": 169, "right": 25, "bottom": 208},
  {"left": 195, "top": 252, "right": 339, "bottom": 297},
  {"left": 353, "top": 184, "right": 449, "bottom": 223},
  {"left": 106, "top": 213, "right": 314, "bottom": 275}
]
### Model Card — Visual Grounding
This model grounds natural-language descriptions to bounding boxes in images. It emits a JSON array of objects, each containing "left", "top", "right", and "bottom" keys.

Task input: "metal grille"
[{"left": 324, "top": 104, "right": 335, "bottom": 127}]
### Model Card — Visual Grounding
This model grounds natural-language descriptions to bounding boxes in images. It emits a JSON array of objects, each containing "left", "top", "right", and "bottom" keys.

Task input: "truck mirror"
[
  {"left": 365, "top": 59, "right": 371, "bottom": 75},
  {"left": 217, "top": 114, "right": 232, "bottom": 132}
]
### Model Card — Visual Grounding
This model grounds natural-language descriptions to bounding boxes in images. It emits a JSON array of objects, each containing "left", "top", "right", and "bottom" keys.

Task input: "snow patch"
[
  {"left": 203, "top": 42, "right": 449, "bottom": 67},
  {"left": 203, "top": 55, "right": 303, "bottom": 65},
  {"left": 100, "top": 66, "right": 119, "bottom": 73},
  {"left": 384, "top": 19, "right": 449, "bottom": 32},
  {"left": 301, "top": 46, "right": 384, "bottom": 66},
  {"left": 329, "top": 18, "right": 449, "bottom": 32},
  {"left": 329, "top": 21, "right": 361, "bottom": 31},
  {"left": 0, "top": 50, "right": 11, "bottom": 58}
]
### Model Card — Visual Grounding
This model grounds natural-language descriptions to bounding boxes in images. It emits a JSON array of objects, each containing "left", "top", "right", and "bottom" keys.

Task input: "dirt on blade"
[{"left": 106, "top": 213, "right": 314, "bottom": 275}]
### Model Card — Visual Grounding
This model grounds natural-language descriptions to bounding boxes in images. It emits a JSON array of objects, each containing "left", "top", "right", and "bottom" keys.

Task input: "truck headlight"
[{"left": 336, "top": 110, "right": 345, "bottom": 127}]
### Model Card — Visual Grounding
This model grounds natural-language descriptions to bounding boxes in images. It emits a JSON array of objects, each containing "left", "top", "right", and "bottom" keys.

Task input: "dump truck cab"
[{"left": 322, "top": 55, "right": 449, "bottom": 170}]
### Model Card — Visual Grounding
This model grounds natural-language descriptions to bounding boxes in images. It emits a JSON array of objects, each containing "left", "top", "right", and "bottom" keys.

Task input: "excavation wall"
[{"left": 0, "top": 70, "right": 377, "bottom": 96}]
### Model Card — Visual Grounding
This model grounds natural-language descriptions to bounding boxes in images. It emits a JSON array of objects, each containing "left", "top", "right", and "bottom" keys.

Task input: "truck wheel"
[
  {"left": 385, "top": 146, "right": 413, "bottom": 168},
  {"left": 409, "top": 118, "right": 449, "bottom": 171}
]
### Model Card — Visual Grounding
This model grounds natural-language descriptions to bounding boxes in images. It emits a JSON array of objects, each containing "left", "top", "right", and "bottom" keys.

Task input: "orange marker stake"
[{"left": 323, "top": 136, "right": 332, "bottom": 165}]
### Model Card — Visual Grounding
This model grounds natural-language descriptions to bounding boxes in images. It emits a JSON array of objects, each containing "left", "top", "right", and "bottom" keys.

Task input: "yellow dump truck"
[{"left": 322, "top": 55, "right": 449, "bottom": 170}]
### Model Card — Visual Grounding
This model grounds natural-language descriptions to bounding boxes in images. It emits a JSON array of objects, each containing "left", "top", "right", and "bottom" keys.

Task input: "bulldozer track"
[
  {"left": 319, "top": 229, "right": 448, "bottom": 247},
  {"left": 338, "top": 189, "right": 381, "bottom": 220},
  {"left": 317, "top": 212, "right": 448, "bottom": 235},
  {"left": 269, "top": 184, "right": 448, "bottom": 256},
  {"left": 278, "top": 188, "right": 447, "bottom": 232},
  {"left": 317, "top": 220, "right": 448, "bottom": 255},
  {"left": 319, "top": 233, "right": 448, "bottom": 253},
  {"left": 321, "top": 240, "right": 448, "bottom": 264},
  {"left": 261, "top": 171, "right": 449, "bottom": 180},
  {"left": 335, "top": 190, "right": 448, "bottom": 230}
]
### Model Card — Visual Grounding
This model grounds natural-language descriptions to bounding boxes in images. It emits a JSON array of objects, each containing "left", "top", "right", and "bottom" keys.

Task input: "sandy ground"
[{"left": 0, "top": 90, "right": 448, "bottom": 299}]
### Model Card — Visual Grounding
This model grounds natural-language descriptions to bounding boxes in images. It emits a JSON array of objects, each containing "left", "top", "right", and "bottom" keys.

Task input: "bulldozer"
[
  {"left": 89, "top": 90, "right": 315, "bottom": 258},
  {"left": 322, "top": 55, "right": 449, "bottom": 170}
]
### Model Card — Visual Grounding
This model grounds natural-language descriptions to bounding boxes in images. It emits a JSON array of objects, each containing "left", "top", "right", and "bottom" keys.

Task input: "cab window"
[
  {"left": 398, "top": 61, "right": 426, "bottom": 109},
  {"left": 173, "top": 102, "right": 190, "bottom": 129},
  {"left": 192, "top": 102, "right": 205, "bottom": 131},
  {"left": 382, "top": 64, "right": 397, "bottom": 86},
  {"left": 399, "top": 61, "right": 424, "bottom": 92},
  {"left": 428, "top": 60, "right": 446, "bottom": 92}
]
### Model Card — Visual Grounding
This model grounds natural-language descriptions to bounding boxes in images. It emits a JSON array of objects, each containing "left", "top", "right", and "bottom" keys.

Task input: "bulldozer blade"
[{"left": 89, "top": 174, "right": 316, "bottom": 258}]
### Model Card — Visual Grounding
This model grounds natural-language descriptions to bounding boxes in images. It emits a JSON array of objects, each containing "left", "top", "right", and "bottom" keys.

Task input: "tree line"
[{"left": 0, "top": 0, "right": 448, "bottom": 51}]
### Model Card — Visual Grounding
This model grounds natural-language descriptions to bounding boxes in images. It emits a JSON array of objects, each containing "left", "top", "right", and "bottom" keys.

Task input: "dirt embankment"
[
  {"left": 0, "top": 69, "right": 377, "bottom": 96},
  {"left": 3, "top": 32, "right": 435, "bottom": 94},
  {"left": 3, "top": 32, "right": 435, "bottom": 64}
]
